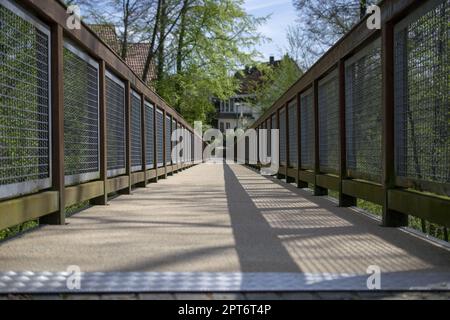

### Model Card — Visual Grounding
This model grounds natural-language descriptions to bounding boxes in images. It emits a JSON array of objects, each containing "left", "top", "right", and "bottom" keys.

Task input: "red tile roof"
[
  {"left": 89, "top": 24, "right": 156, "bottom": 85},
  {"left": 89, "top": 24, "right": 121, "bottom": 54},
  {"left": 126, "top": 42, "right": 156, "bottom": 84}
]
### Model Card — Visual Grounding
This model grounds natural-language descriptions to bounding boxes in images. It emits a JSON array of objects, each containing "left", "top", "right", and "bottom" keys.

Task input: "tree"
[
  {"left": 248, "top": 55, "right": 303, "bottom": 113},
  {"left": 65, "top": 0, "right": 266, "bottom": 125},
  {"left": 67, "top": 0, "right": 152, "bottom": 60},
  {"left": 142, "top": 0, "right": 188, "bottom": 83},
  {"left": 154, "top": 0, "right": 267, "bottom": 124},
  {"left": 287, "top": 0, "right": 377, "bottom": 69}
]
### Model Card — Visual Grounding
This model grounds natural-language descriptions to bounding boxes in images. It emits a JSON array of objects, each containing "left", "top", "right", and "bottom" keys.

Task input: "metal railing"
[
  {"left": 251, "top": 0, "right": 449, "bottom": 230},
  {"left": 0, "top": 0, "right": 52, "bottom": 200},
  {"left": 0, "top": 0, "right": 200, "bottom": 230}
]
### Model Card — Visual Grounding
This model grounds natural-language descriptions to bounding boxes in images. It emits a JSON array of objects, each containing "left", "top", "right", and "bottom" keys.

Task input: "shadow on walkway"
[
  {"left": 223, "top": 164, "right": 450, "bottom": 275},
  {"left": 223, "top": 164, "right": 301, "bottom": 272}
]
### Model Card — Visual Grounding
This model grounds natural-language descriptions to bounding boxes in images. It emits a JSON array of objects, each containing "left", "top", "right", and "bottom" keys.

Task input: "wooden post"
[
  {"left": 178, "top": 123, "right": 181, "bottom": 168},
  {"left": 137, "top": 93, "right": 147, "bottom": 187},
  {"left": 152, "top": 104, "right": 158, "bottom": 183},
  {"left": 162, "top": 109, "right": 168, "bottom": 179},
  {"left": 285, "top": 102, "right": 294, "bottom": 183},
  {"left": 266, "top": 115, "right": 272, "bottom": 169},
  {"left": 263, "top": 122, "right": 268, "bottom": 169},
  {"left": 91, "top": 60, "right": 108, "bottom": 205},
  {"left": 382, "top": 22, "right": 407, "bottom": 227},
  {"left": 41, "top": 24, "right": 65, "bottom": 225},
  {"left": 182, "top": 125, "right": 186, "bottom": 170},
  {"left": 276, "top": 109, "right": 283, "bottom": 180},
  {"left": 297, "top": 92, "right": 308, "bottom": 188},
  {"left": 338, "top": 60, "right": 356, "bottom": 207},
  {"left": 313, "top": 80, "right": 327, "bottom": 196},
  {"left": 168, "top": 115, "right": 173, "bottom": 175},
  {"left": 256, "top": 125, "right": 259, "bottom": 169},
  {"left": 174, "top": 119, "right": 178, "bottom": 172},
  {"left": 120, "top": 81, "right": 132, "bottom": 194}
]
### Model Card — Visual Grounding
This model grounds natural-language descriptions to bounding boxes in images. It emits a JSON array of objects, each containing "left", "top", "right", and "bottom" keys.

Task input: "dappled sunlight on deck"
[{"left": 0, "top": 164, "right": 449, "bottom": 290}]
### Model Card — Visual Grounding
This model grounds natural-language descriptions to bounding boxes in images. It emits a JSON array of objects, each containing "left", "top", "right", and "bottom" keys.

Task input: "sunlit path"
[{"left": 1, "top": 164, "right": 449, "bottom": 292}]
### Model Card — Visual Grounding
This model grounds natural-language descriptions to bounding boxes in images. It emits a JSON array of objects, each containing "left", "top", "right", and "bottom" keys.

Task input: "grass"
[
  {"left": 408, "top": 216, "right": 449, "bottom": 242},
  {"left": 356, "top": 199, "right": 382, "bottom": 216},
  {"left": 0, "top": 220, "right": 38, "bottom": 241},
  {"left": 323, "top": 189, "right": 448, "bottom": 242},
  {"left": 0, "top": 201, "right": 91, "bottom": 242},
  {"left": 65, "top": 201, "right": 90, "bottom": 218},
  {"left": 328, "top": 190, "right": 339, "bottom": 200},
  {"left": 323, "top": 189, "right": 383, "bottom": 217}
]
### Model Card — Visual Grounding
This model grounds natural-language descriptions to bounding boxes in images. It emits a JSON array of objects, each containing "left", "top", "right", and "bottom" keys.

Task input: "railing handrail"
[
  {"left": 0, "top": 0, "right": 202, "bottom": 231},
  {"left": 252, "top": 0, "right": 418, "bottom": 128},
  {"left": 247, "top": 0, "right": 450, "bottom": 230}
]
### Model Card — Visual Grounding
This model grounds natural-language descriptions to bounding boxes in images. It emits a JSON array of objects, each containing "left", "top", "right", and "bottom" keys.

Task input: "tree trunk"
[
  {"left": 176, "top": 0, "right": 189, "bottom": 74},
  {"left": 360, "top": 0, "right": 367, "bottom": 19},
  {"left": 157, "top": 0, "right": 167, "bottom": 83},
  {"left": 174, "top": 0, "right": 189, "bottom": 111},
  {"left": 121, "top": 0, "right": 130, "bottom": 60},
  {"left": 143, "top": 0, "right": 162, "bottom": 83}
]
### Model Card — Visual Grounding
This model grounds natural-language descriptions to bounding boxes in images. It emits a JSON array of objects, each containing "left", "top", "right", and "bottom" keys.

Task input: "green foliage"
[
  {"left": 63, "top": 48, "right": 94, "bottom": 177},
  {"left": 0, "top": 221, "right": 38, "bottom": 241},
  {"left": 357, "top": 199, "right": 382, "bottom": 216},
  {"left": 248, "top": 55, "right": 302, "bottom": 113},
  {"left": 65, "top": 0, "right": 267, "bottom": 125},
  {"left": 157, "top": 0, "right": 267, "bottom": 125},
  {"left": 409, "top": 216, "right": 449, "bottom": 242},
  {"left": 65, "top": 201, "right": 90, "bottom": 218},
  {"left": 0, "top": 6, "right": 48, "bottom": 186}
]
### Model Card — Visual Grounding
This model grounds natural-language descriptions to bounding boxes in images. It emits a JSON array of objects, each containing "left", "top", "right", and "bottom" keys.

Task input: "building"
[
  {"left": 214, "top": 56, "right": 281, "bottom": 132},
  {"left": 89, "top": 24, "right": 156, "bottom": 86}
]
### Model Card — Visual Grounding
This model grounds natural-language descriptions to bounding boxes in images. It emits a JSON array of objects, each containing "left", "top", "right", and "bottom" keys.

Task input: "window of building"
[
  {"left": 220, "top": 122, "right": 224, "bottom": 132},
  {"left": 226, "top": 122, "right": 231, "bottom": 130}
]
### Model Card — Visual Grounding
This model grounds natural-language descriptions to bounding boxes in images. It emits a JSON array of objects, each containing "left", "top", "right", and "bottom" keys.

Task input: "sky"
[{"left": 242, "top": 0, "right": 298, "bottom": 62}]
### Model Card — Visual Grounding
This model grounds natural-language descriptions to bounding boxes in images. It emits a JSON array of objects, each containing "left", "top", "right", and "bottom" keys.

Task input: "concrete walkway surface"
[{"left": 0, "top": 164, "right": 449, "bottom": 291}]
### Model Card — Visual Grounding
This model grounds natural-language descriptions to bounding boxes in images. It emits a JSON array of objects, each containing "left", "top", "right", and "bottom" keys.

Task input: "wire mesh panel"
[
  {"left": 345, "top": 39, "right": 382, "bottom": 182},
  {"left": 300, "top": 89, "right": 314, "bottom": 170},
  {"left": 318, "top": 69, "right": 339, "bottom": 174},
  {"left": 191, "top": 132, "right": 194, "bottom": 163},
  {"left": 63, "top": 43, "right": 99, "bottom": 186},
  {"left": 394, "top": 0, "right": 450, "bottom": 190},
  {"left": 186, "top": 129, "right": 189, "bottom": 163},
  {"left": 0, "top": 1, "right": 51, "bottom": 199},
  {"left": 271, "top": 114, "right": 277, "bottom": 162},
  {"left": 156, "top": 109, "right": 164, "bottom": 167},
  {"left": 195, "top": 134, "right": 202, "bottom": 162},
  {"left": 180, "top": 126, "right": 184, "bottom": 163},
  {"left": 165, "top": 115, "right": 171, "bottom": 165},
  {"left": 186, "top": 130, "right": 190, "bottom": 163},
  {"left": 145, "top": 101, "right": 154, "bottom": 169},
  {"left": 178, "top": 124, "right": 182, "bottom": 164},
  {"left": 130, "top": 91, "right": 142, "bottom": 172},
  {"left": 268, "top": 117, "right": 272, "bottom": 157},
  {"left": 183, "top": 127, "right": 187, "bottom": 163},
  {"left": 279, "top": 109, "right": 286, "bottom": 165},
  {"left": 172, "top": 119, "right": 177, "bottom": 164},
  {"left": 288, "top": 100, "right": 298, "bottom": 167},
  {"left": 106, "top": 71, "right": 126, "bottom": 178}
]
